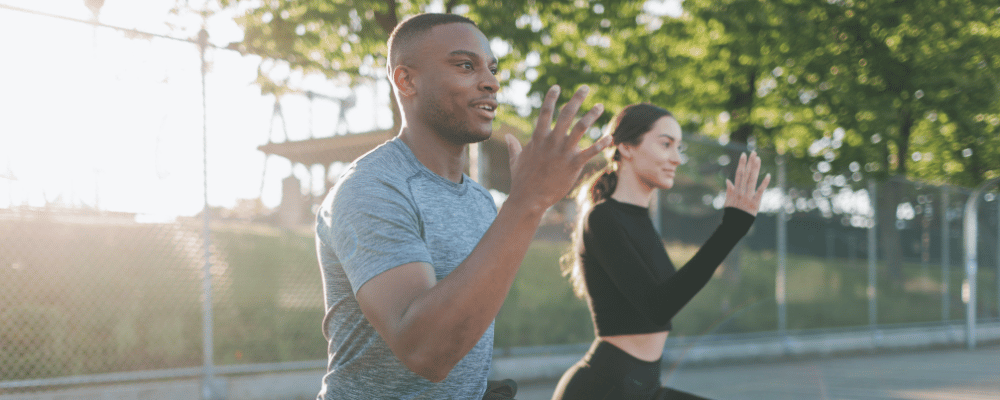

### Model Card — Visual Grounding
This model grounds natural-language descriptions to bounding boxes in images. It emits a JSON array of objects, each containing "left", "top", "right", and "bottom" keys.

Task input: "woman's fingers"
[
  {"left": 753, "top": 173, "right": 772, "bottom": 205},
  {"left": 735, "top": 153, "right": 747, "bottom": 194},
  {"left": 725, "top": 152, "right": 770, "bottom": 215},
  {"left": 746, "top": 151, "right": 761, "bottom": 196}
]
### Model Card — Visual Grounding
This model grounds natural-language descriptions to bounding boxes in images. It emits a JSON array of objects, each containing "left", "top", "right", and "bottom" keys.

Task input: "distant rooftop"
[{"left": 256, "top": 129, "right": 396, "bottom": 166}]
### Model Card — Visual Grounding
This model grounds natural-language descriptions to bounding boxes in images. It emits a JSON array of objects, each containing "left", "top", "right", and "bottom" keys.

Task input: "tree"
[
  {"left": 216, "top": 0, "right": 632, "bottom": 134},
  {"left": 217, "top": 0, "right": 999, "bottom": 282},
  {"left": 779, "top": 0, "right": 1000, "bottom": 279}
]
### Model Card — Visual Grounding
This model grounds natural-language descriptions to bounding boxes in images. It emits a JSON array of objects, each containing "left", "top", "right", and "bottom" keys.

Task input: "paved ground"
[{"left": 514, "top": 345, "right": 1000, "bottom": 400}]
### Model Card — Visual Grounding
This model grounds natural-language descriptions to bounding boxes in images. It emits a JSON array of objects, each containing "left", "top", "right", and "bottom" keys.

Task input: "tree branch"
[{"left": 373, "top": 0, "right": 399, "bottom": 35}]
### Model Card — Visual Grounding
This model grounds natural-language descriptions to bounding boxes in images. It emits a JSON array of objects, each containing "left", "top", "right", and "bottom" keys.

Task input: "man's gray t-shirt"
[{"left": 315, "top": 137, "right": 498, "bottom": 399}]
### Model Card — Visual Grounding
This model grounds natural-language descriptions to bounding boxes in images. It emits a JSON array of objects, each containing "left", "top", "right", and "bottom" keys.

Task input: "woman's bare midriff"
[{"left": 599, "top": 331, "right": 670, "bottom": 362}]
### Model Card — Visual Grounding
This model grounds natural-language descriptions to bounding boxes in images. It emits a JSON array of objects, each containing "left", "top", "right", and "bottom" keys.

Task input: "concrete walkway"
[{"left": 514, "top": 345, "right": 1000, "bottom": 400}]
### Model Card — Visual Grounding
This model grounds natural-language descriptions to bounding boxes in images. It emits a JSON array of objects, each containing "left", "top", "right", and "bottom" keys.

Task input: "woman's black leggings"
[{"left": 550, "top": 340, "right": 710, "bottom": 400}]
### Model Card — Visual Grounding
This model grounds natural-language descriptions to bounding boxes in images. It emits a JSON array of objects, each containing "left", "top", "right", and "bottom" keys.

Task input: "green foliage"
[
  {"left": 216, "top": 0, "right": 999, "bottom": 187},
  {"left": 783, "top": 0, "right": 1000, "bottom": 187}
]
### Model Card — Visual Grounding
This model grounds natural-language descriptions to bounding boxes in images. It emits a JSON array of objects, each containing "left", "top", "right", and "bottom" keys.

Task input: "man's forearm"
[{"left": 392, "top": 195, "right": 546, "bottom": 381}]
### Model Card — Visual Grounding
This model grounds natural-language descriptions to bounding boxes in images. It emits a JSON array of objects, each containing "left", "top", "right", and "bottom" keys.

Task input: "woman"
[{"left": 551, "top": 104, "right": 770, "bottom": 400}]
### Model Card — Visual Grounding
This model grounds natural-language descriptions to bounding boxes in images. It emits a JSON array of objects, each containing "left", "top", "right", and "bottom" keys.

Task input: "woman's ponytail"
[
  {"left": 588, "top": 168, "right": 618, "bottom": 204},
  {"left": 561, "top": 167, "right": 616, "bottom": 298}
]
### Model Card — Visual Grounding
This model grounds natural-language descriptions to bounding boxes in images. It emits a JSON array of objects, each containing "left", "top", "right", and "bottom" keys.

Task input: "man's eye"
[
  {"left": 460, "top": 62, "right": 473, "bottom": 69},
  {"left": 490, "top": 68, "right": 498, "bottom": 75}
]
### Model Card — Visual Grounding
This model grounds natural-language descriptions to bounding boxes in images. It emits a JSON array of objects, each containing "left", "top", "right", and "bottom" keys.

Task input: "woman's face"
[{"left": 619, "top": 116, "right": 684, "bottom": 190}]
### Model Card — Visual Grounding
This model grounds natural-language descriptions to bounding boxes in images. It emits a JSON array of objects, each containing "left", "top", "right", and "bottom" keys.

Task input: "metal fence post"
[
  {"left": 867, "top": 181, "right": 878, "bottom": 333},
  {"left": 963, "top": 191, "right": 979, "bottom": 350},
  {"left": 941, "top": 186, "right": 951, "bottom": 322},
  {"left": 776, "top": 155, "right": 787, "bottom": 335},
  {"left": 198, "top": 27, "right": 218, "bottom": 400},
  {"left": 962, "top": 177, "right": 1000, "bottom": 350}
]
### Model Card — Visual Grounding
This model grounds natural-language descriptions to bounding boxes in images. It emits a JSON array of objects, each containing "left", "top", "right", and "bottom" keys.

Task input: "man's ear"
[{"left": 392, "top": 65, "right": 416, "bottom": 97}]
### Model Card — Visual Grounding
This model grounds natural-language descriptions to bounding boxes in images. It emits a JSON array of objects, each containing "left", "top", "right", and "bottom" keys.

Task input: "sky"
[
  {"left": 0, "top": 0, "right": 393, "bottom": 220},
  {"left": 0, "top": 0, "right": 686, "bottom": 221}
]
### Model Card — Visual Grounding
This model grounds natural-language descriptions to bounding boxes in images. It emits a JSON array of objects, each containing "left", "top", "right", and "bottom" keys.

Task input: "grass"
[{"left": 2, "top": 218, "right": 996, "bottom": 381}]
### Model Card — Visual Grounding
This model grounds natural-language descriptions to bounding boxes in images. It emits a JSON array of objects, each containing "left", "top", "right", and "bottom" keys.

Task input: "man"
[{"left": 315, "top": 13, "right": 611, "bottom": 399}]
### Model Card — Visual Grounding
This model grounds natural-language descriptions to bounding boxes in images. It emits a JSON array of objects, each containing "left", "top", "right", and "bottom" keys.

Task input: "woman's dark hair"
[{"left": 561, "top": 103, "right": 674, "bottom": 298}]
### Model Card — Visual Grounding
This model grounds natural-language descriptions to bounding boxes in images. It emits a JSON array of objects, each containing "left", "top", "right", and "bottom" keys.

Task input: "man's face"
[{"left": 410, "top": 23, "right": 499, "bottom": 144}]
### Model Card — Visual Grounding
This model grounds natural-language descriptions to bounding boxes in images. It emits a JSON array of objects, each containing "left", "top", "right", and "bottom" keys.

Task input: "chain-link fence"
[
  {"left": 0, "top": 4, "right": 331, "bottom": 397},
  {"left": 652, "top": 136, "right": 1000, "bottom": 341}
]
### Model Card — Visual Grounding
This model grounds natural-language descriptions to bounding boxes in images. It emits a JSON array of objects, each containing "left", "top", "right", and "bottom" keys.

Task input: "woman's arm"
[{"left": 588, "top": 152, "right": 769, "bottom": 326}]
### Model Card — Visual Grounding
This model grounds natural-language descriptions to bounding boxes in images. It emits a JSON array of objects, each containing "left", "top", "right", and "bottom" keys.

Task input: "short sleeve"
[{"left": 318, "top": 175, "right": 433, "bottom": 294}]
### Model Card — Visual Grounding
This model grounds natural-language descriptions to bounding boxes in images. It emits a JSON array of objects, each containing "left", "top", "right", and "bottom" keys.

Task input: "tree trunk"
[
  {"left": 877, "top": 176, "right": 904, "bottom": 283},
  {"left": 720, "top": 69, "right": 757, "bottom": 306},
  {"left": 877, "top": 109, "right": 914, "bottom": 283},
  {"left": 373, "top": 1, "right": 401, "bottom": 134}
]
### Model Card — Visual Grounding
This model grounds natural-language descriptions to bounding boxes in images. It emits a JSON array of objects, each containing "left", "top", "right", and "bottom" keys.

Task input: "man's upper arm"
[
  {"left": 325, "top": 176, "right": 432, "bottom": 293},
  {"left": 355, "top": 261, "right": 436, "bottom": 347},
  {"left": 324, "top": 176, "right": 438, "bottom": 343}
]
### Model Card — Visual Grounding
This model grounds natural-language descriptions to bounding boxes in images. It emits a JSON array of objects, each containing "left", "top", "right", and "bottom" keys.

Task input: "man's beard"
[{"left": 422, "top": 96, "right": 492, "bottom": 145}]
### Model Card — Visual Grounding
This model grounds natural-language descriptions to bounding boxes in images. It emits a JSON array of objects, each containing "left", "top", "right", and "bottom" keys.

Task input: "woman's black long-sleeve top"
[{"left": 580, "top": 198, "right": 755, "bottom": 336}]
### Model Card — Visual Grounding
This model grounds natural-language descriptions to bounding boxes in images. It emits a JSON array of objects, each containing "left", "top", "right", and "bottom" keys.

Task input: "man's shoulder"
[{"left": 334, "top": 140, "right": 416, "bottom": 192}]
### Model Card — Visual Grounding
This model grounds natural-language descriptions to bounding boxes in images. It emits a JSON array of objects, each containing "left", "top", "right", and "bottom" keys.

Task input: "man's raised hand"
[{"left": 505, "top": 85, "right": 611, "bottom": 211}]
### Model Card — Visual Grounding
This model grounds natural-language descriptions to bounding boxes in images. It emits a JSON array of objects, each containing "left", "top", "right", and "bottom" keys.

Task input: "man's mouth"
[{"left": 471, "top": 99, "right": 499, "bottom": 113}]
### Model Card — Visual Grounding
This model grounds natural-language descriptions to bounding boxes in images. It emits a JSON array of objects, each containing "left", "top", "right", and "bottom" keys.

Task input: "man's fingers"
[
  {"left": 567, "top": 103, "right": 604, "bottom": 146},
  {"left": 577, "top": 135, "right": 613, "bottom": 161},
  {"left": 505, "top": 133, "right": 522, "bottom": 166},
  {"left": 532, "top": 85, "right": 561, "bottom": 139},
  {"left": 551, "top": 85, "right": 589, "bottom": 139}
]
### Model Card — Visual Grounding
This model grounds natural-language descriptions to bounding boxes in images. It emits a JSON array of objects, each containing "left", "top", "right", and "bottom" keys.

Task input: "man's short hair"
[{"left": 387, "top": 13, "right": 477, "bottom": 73}]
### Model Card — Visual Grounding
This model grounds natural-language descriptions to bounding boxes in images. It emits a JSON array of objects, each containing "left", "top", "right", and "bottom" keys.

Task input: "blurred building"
[{"left": 258, "top": 125, "right": 521, "bottom": 228}]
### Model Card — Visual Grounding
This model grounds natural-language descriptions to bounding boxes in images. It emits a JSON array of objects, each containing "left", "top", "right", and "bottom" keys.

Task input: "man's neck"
[{"left": 398, "top": 125, "right": 467, "bottom": 183}]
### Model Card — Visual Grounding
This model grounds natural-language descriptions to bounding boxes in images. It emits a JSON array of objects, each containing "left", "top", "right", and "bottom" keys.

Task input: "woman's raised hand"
[{"left": 724, "top": 151, "right": 771, "bottom": 216}]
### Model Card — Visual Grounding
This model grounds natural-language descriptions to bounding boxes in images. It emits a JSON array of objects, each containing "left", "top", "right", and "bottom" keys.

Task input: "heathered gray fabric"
[{"left": 315, "top": 137, "right": 498, "bottom": 399}]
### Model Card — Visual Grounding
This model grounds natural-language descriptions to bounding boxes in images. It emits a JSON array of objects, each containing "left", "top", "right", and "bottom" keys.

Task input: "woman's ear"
[
  {"left": 617, "top": 142, "right": 636, "bottom": 161},
  {"left": 392, "top": 66, "right": 416, "bottom": 97}
]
